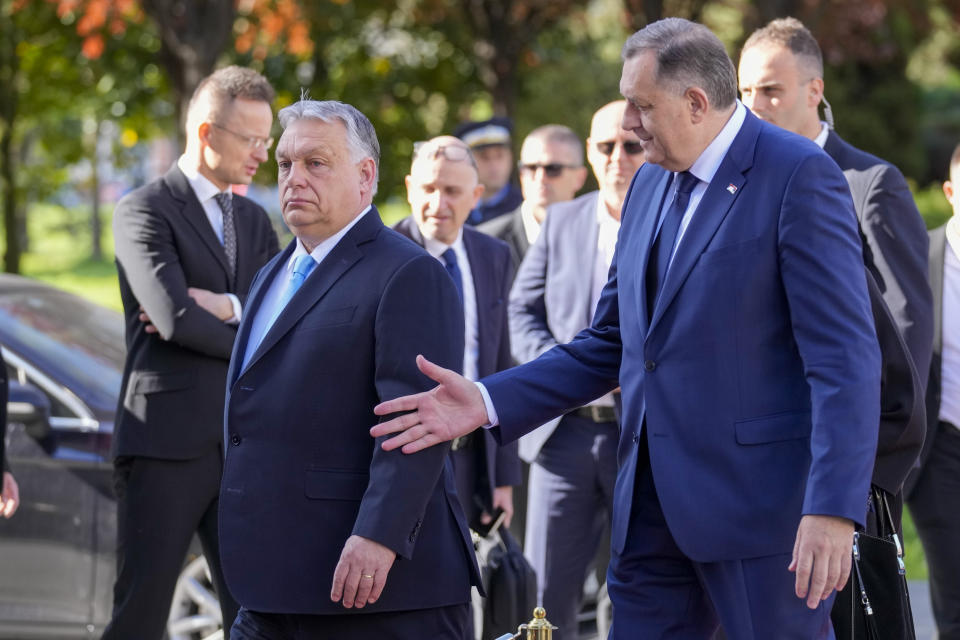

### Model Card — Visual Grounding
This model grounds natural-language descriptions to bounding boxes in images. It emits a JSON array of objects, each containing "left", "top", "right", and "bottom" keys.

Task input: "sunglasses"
[
  {"left": 594, "top": 140, "right": 644, "bottom": 156},
  {"left": 413, "top": 141, "right": 478, "bottom": 169},
  {"left": 518, "top": 163, "right": 580, "bottom": 178}
]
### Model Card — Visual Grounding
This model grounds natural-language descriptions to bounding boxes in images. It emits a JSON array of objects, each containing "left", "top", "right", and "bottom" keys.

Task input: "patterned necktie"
[
  {"left": 442, "top": 248, "right": 464, "bottom": 303},
  {"left": 213, "top": 192, "right": 237, "bottom": 281},
  {"left": 645, "top": 171, "right": 699, "bottom": 312}
]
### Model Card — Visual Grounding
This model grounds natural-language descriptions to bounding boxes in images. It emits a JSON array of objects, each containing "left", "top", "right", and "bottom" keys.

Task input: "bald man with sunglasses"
[{"left": 507, "top": 100, "right": 645, "bottom": 639}]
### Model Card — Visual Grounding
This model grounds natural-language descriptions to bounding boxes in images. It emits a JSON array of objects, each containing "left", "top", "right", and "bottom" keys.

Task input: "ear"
[
  {"left": 358, "top": 157, "right": 377, "bottom": 195},
  {"left": 471, "top": 183, "right": 485, "bottom": 207},
  {"left": 687, "top": 87, "right": 710, "bottom": 123},
  {"left": 404, "top": 174, "right": 415, "bottom": 206},
  {"left": 944, "top": 180, "right": 954, "bottom": 205},
  {"left": 198, "top": 121, "right": 213, "bottom": 147},
  {"left": 573, "top": 166, "right": 589, "bottom": 191},
  {"left": 808, "top": 76, "right": 825, "bottom": 109}
]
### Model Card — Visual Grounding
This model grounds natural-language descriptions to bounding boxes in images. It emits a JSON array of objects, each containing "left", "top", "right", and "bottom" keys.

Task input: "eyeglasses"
[
  {"left": 412, "top": 141, "right": 478, "bottom": 169},
  {"left": 594, "top": 140, "right": 644, "bottom": 156},
  {"left": 211, "top": 122, "right": 274, "bottom": 151},
  {"left": 518, "top": 163, "right": 580, "bottom": 178}
]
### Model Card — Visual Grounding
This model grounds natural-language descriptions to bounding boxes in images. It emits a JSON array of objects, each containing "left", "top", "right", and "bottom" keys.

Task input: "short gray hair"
[
  {"left": 524, "top": 124, "right": 584, "bottom": 166},
  {"left": 622, "top": 18, "right": 737, "bottom": 110},
  {"left": 277, "top": 98, "right": 381, "bottom": 195}
]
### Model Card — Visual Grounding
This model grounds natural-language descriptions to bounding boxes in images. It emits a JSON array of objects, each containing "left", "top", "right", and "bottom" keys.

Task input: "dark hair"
[
  {"left": 742, "top": 17, "right": 824, "bottom": 79},
  {"left": 188, "top": 65, "right": 275, "bottom": 117},
  {"left": 622, "top": 18, "right": 737, "bottom": 109}
]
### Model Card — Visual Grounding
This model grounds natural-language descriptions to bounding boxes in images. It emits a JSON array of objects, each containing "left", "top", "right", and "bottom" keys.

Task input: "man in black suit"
[
  {"left": 906, "top": 142, "right": 960, "bottom": 640},
  {"left": 478, "top": 126, "right": 587, "bottom": 274},
  {"left": 738, "top": 18, "right": 933, "bottom": 524},
  {"left": 221, "top": 101, "right": 479, "bottom": 638},
  {"left": 0, "top": 350, "right": 19, "bottom": 519},
  {"left": 394, "top": 135, "right": 522, "bottom": 532},
  {"left": 108, "top": 66, "right": 279, "bottom": 639}
]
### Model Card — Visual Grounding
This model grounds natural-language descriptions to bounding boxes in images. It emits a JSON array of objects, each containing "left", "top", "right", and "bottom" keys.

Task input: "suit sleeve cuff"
[
  {"left": 475, "top": 381, "right": 499, "bottom": 428},
  {"left": 225, "top": 294, "right": 242, "bottom": 325}
]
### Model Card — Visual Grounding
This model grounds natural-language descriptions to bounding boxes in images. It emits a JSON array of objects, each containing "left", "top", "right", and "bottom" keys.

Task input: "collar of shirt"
[
  {"left": 686, "top": 101, "right": 747, "bottom": 186},
  {"left": 520, "top": 201, "right": 541, "bottom": 246},
  {"left": 286, "top": 204, "right": 372, "bottom": 272},
  {"left": 594, "top": 191, "right": 620, "bottom": 257},
  {"left": 178, "top": 155, "right": 230, "bottom": 207},
  {"left": 947, "top": 215, "right": 960, "bottom": 263},
  {"left": 421, "top": 227, "right": 465, "bottom": 260},
  {"left": 813, "top": 121, "right": 830, "bottom": 148}
]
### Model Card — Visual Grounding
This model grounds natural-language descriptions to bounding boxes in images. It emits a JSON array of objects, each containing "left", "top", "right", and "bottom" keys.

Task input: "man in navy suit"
[
  {"left": 373, "top": 18, "right": 880, "bottom": 639},
  {"left": 393, "top": 136, "right": 521, "bottom": 531},
  {"left": 738, "top": 19, "right": 932, "bottom": 527},
  {"left": 509, "top": 100, "right": 644, "bottom": 639},
  {"left": 221, "top": 101, "right": 480, "bottom": 638}
]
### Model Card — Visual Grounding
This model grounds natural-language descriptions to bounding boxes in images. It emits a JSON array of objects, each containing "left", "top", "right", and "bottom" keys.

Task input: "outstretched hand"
[{"left": 371, "top": 355, "right": 490, "bottom": 453}]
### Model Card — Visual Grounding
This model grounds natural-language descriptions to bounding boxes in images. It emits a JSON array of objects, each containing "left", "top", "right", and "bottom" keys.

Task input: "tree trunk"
[
  {"left": 140, "top": 0, "right": 237, "bottom": 143},
  {"left": 89, "top": 118, "right": 102, "bottom": 262},
  {"left": 0, "top": 0, "right": 21, "bottom": 274}
]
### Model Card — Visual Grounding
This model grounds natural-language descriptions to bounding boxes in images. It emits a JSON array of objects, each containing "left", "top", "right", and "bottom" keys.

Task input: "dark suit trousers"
[
  {"left": 102, "top": 448, "right": 239, "bottom": 639},
  {"left": 524, "top": 414, "right": 617, "bottom": 640},
  {"left": 607, "top": 434, "right": 835, "bottom": 640},
  {"left": 230, "top": 603, "right": 471, "bottom": 639},
  {"left": 907, "top": 420, "right": 960, "bottom": 640}
]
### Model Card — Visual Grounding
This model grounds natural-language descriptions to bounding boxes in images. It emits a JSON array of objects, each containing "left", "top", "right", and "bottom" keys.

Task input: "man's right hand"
[{"left": 371, "top": 355, "right": 488, "bottom": 453}]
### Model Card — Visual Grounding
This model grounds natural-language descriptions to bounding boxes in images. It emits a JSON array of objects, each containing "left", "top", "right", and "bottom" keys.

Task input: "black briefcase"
[
  {"left": 831, "top": 487, "right": 916, "bottom": 640},
  {"left": 474, "top": 522, "right": 538, "bottom": 639}
]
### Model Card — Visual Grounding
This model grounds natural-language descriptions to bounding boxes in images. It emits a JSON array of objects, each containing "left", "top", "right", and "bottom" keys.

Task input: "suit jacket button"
[
  {"left": 633, "top": 433, "right": 640, "bottom": 444},
  {"left": 230, "top": 434, "right": 241, "bottom": 446},
  {"left": 645, "top": 360, "right": 656, "bottom": 371}
]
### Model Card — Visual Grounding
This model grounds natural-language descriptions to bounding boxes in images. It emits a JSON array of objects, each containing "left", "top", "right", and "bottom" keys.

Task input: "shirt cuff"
[
  {"left": 225, "top": 294, "right": 242, "bottom": 325},
  {"left": 475, "top": 381, "right": 499, "bottom": 429}
]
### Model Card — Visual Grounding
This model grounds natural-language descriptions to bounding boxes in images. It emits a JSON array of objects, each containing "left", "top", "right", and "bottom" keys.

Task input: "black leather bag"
[
  {"left": 474, "top": 524, "right": 538, "bottom": 639},
  {"left": 831, "top": 487, "right": 917, "bottom": 640}
]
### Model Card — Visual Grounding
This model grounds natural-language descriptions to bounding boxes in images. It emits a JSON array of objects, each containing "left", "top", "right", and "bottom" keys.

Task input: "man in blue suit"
[
  {"left": 220, "top": 100, "right": 480, "bottom": 639},
  {"left": 393, "top": 136, "right": 521, "bottom": 532},
  {"left": 373, "top": 18, "right": 880, "bottom": 639}
]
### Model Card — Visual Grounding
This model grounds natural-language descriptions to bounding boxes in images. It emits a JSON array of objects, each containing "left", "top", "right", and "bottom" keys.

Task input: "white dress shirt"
[
  {"left": 520, "top": 201, "right": 542, "bottom": 247},
  {"left": 422, "top": 230, "right": 480, "bottom": 382},
  {"left": 940, "top": 216, "right": 960, "bottom": 429},
  {"left": 479, "top": 102, "right": 748, "bottom": 428},
  {"left": 177, "top": 155, "right": 242, "bottom": 323},
  {"left": 240, "top": 206, "right": 370, "bottom": 372}
]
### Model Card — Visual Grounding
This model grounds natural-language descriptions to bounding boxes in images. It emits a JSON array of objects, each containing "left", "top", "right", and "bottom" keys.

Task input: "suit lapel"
[
  {"left": 510, "top": 210, "right": 529, "bottom": 256},
  {"left": 241, "top": 209, "right": 380, "bottom": 374},
  {"left": 164, "top": 166, "right": 233, "bottom": 282},
  {"left": 570, "top": 195, "right": 602, "bottom": 328},
  {"left": 648, "top": 114, "right": 759, "bottom": 333},
  {"left": 629, "top": 170, "right": 672, "bottom": 330},
  {"left": 463, "top": 230, "right": 493, "bottom": 376}
]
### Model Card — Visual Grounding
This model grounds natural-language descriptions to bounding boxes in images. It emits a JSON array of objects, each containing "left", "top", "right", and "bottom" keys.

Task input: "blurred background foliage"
[{"left": 0, "top": 0, "right": 958, "bottom": 278}]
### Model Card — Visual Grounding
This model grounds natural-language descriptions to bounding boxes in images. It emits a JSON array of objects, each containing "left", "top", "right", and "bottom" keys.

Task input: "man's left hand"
[
  {"left": 789, "top": 514, "right": 854, "bottom": 609},
  {"left": 331, "top": 535, "right": 396, "bottom": 609}
]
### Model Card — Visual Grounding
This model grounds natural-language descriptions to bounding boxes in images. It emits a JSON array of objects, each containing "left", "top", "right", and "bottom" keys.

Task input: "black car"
[{"left": 0, "top": 274, "right": 222, "bottom": 639}]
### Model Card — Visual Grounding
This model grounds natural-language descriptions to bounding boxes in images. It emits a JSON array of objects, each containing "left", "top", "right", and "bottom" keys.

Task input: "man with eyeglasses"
[
  {"left": 394, "top": 137, "right": 521, "bottom": 551},
  {"left": 108, "top": 66, "right": 280, "bottom": 639},
  {"left": 479, "top": 125, "right": 587, "bottom": 274},
  {"left": 507, "top": 100, "right": 644, "bottom": 640}
]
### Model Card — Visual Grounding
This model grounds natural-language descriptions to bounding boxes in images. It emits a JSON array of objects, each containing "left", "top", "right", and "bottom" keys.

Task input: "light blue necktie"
[{"left": 265, "top": 254, "right": 316, "bottom": 332}]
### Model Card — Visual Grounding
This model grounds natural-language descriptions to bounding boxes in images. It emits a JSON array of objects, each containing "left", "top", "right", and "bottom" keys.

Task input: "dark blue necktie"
[
  {"left": 442, "top": 248, "right": 464, "bottom": 303},
  {"left": 646, "top": 171, "right": 699, "bottom": 311}
]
